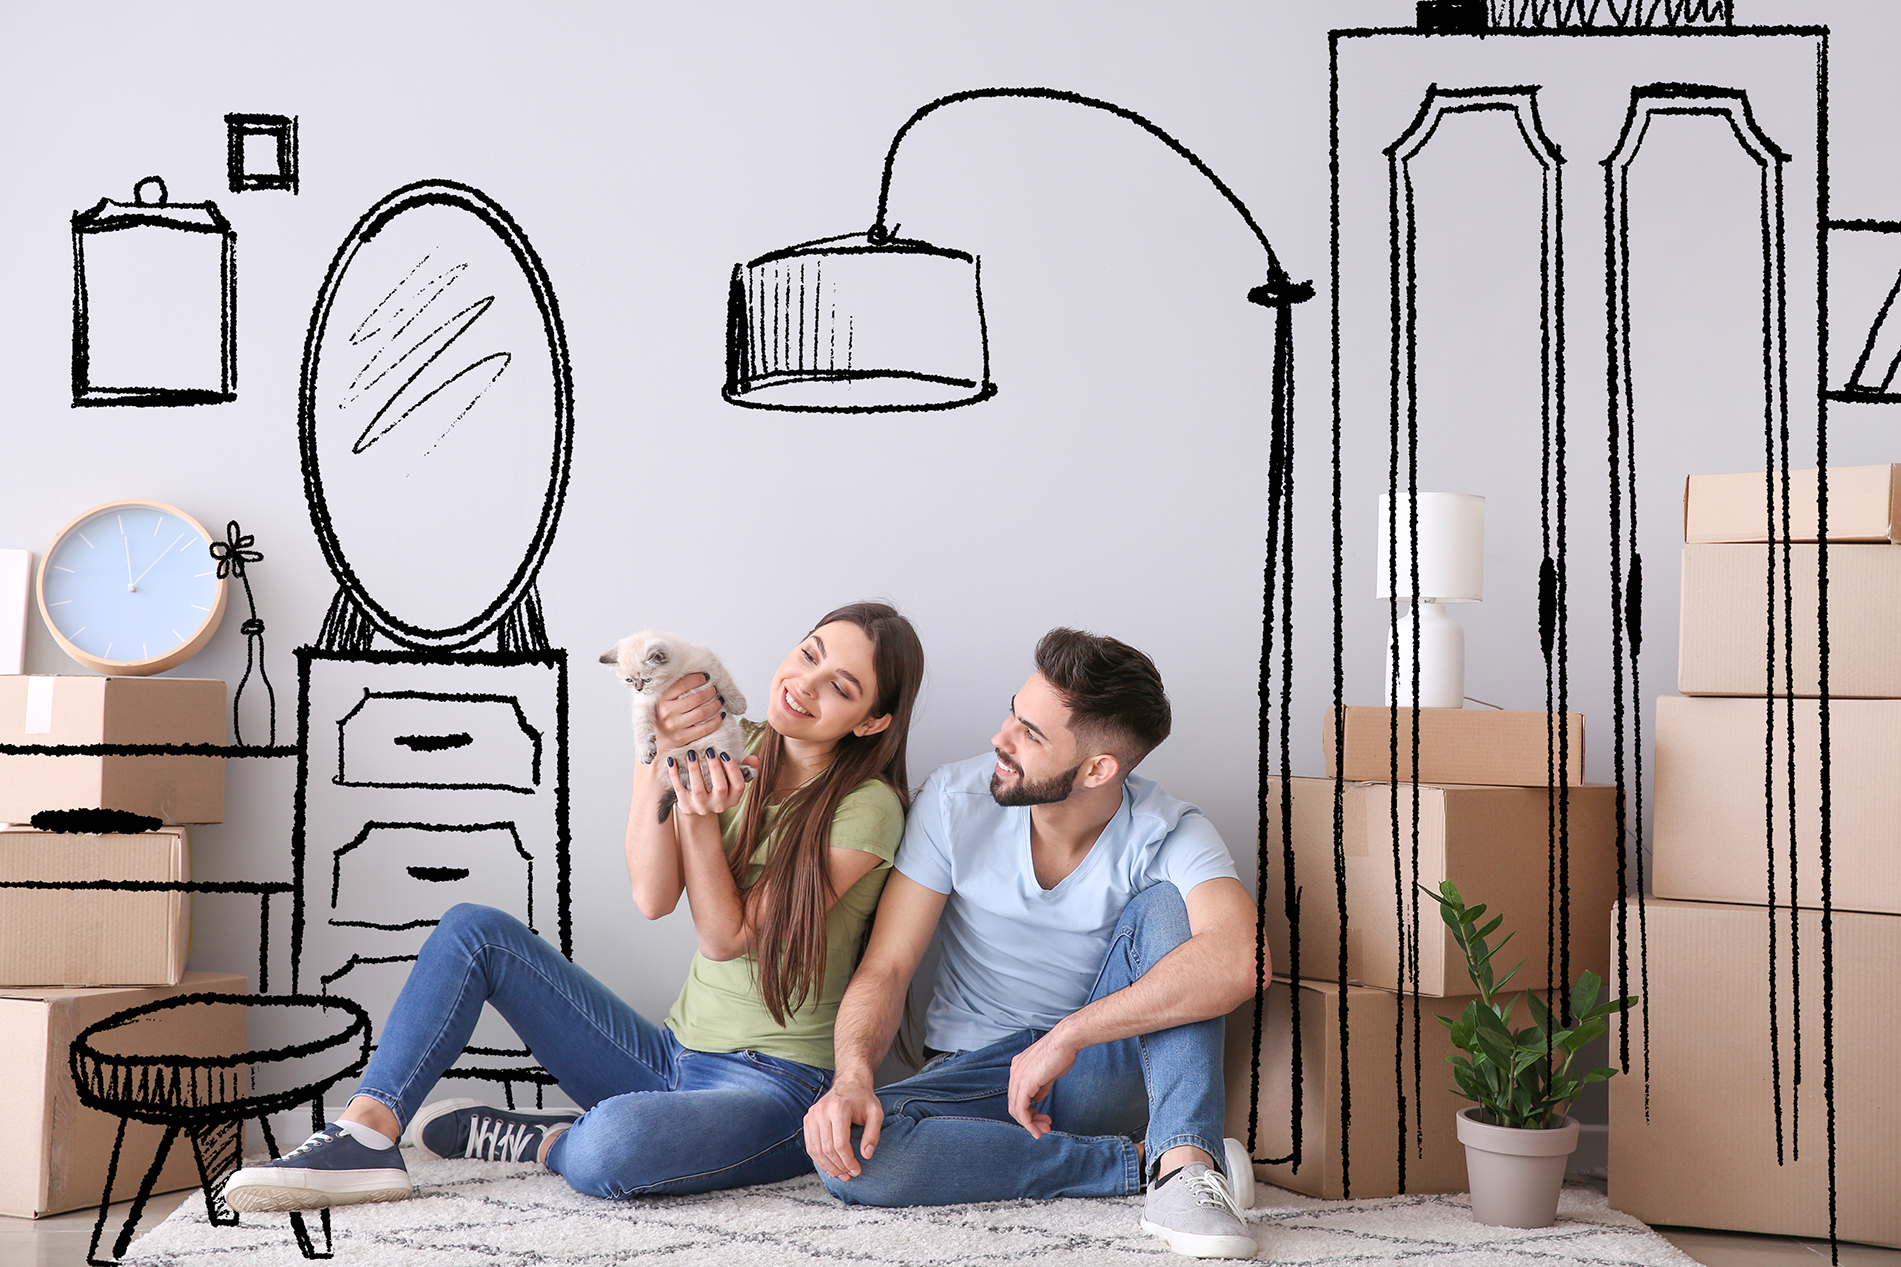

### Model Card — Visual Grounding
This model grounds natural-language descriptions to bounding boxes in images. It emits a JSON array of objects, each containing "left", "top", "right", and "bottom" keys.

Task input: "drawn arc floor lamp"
[{"left": 720, "top": 86, "right": 1315, "bottom": 1169}]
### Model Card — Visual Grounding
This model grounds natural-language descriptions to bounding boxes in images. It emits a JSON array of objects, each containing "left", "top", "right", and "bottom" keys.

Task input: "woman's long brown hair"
[{"left": 728, "top": 602, "right": 924, "bottom": 1025}]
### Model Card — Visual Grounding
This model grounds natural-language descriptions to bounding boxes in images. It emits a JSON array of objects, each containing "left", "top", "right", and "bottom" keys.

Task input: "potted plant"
[{"left": 1424, "top": 881, "right": 1635, "bottom": 1228}]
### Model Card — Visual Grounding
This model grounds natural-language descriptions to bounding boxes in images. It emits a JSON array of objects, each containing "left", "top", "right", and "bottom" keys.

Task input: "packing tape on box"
[{"left": 25, "top": 676, "right": 54, "bottom": 735}]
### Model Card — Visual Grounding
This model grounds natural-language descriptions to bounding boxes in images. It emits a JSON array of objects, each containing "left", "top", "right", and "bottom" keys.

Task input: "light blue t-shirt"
[{"left": 896, "top": 752, "right": 1241, "bottom": 1053}]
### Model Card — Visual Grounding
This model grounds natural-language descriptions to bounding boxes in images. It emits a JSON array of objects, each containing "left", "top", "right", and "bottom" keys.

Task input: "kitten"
[{"left": 600, "top": 630, "right": 752, "bottom": 822}]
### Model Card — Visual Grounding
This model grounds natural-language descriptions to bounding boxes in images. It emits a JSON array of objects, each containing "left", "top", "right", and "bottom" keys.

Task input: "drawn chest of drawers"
[{"left": 292, "top": 647, "right": 569, "bottom": 1080}]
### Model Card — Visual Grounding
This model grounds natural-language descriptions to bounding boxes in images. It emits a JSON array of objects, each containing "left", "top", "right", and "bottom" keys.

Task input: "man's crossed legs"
[{"left": 821, "top": 884, "right": 1256, "bottom": 1256}]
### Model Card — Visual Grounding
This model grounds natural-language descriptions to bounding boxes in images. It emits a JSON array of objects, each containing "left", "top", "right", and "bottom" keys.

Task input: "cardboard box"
[
  {"left": 0, "top": 676, "right": 224, "bottom": 824},
  {"left": 1223, "top": 978, "right": 1475, "bottom": 1200},
  {"left": 1609, "top": 900, "right": 1897, "bottom": 1248},
  {"left": 1684, "top": 464, "right": 1900, "bottom": 543},
  {"left": 1653, "top": 696, "right": 1901, "bottom": 916},
  {"left": 0, "top": 828, "right": 190, "bottom": 986},
  {"left": 1263, "top": 778, "right": 1620, "bottom": 997},
  {"left": 1323, "top": 707, "right": 1584, "bottom": 787},
  {"left": 0, "top": 971, "right": 246, "bottom": 1218},
  {"left": 1679, "top": 543, "right": 1901, "bottom": 697}
]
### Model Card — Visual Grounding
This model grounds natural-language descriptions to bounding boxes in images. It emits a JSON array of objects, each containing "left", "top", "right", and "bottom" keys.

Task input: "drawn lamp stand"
[
  {"left": 293, "top": 180, "right": 574, "bottom": 1102},
  {"left": 722, "top": 86, "right": 1314, "bottom": 1170}
]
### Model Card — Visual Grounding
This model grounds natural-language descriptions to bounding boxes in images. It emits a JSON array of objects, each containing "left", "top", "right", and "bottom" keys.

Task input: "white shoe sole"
[
  {"left": 1224, "top": 1137, "right": 1257, "bottom": 1211},
  {"left": 223, "top": 1168, "right": 412, "bottom": 1212},
  {"left": 1140, "top": 1218, "right": 1258, "bottom": 1259}
]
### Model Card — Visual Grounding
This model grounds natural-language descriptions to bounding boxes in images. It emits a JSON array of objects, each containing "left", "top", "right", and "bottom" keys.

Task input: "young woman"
[{"left": 223, "top": 602, "right": 924, "bottom": 1208}]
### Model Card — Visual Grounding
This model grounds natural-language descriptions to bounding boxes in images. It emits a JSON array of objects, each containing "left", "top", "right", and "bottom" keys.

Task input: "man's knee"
[
  {"left": 816, "top": 1122, "right": 927, "bottom": 1208},
  {"left": 1119, "top": 882, "right": 1190, "bottom": 951}
]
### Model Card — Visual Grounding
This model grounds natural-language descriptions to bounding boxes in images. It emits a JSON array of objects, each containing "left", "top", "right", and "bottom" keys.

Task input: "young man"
[{"left": 804, "top": 629, "right": 1264, "bottom": 1259}]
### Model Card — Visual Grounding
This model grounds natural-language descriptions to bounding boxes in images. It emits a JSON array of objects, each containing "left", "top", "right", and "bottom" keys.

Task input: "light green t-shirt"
[{"left": 663, "top": 738, "right": 903, "bottom": 1069}]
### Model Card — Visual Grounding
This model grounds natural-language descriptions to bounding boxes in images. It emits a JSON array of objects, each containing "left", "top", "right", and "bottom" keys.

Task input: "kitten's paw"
[{"left": 641, "top": 744, "right": 657, "bottom": 764}]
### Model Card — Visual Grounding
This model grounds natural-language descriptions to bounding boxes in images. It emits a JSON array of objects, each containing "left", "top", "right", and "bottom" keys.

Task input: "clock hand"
[
  {"left": 129, "top": 531, "right": 190, "bottom": 591},
  {"left": 122, "top": 519, "right": 135, "bottom": 591}
]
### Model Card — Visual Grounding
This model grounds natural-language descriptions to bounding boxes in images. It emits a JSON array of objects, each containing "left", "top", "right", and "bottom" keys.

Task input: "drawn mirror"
[{"left": 299, "top": 181, "right": 573, "bottom": 650}]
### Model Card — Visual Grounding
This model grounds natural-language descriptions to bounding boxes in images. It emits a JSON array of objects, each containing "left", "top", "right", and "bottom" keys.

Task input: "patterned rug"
[{"left": 124, "top": 1153, "right": 1697, "bottom": 1266}]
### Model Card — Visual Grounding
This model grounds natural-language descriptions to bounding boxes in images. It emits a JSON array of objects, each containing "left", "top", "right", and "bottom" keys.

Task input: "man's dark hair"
[{"left": 1033, "top": 628, "right": 1172, "bottom": 770}]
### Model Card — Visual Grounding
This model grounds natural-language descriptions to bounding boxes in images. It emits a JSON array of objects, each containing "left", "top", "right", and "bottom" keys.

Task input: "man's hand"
[
  {"left": 804, "top": 1079, "right": 885, "bottom": 1180},
  {"left": 1006, "top": 1028, "right": 1080, "bottom": 1138}
]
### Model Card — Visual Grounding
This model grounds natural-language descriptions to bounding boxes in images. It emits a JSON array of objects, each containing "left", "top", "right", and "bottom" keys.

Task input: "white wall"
[{"left": 2, "top": 0, "right": 1895, "bottom": 1110}]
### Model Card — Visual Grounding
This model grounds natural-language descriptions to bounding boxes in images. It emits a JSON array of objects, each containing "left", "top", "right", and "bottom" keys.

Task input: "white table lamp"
[{"left": 1378, "top": 492, "right": 1484, "bottom": 709}]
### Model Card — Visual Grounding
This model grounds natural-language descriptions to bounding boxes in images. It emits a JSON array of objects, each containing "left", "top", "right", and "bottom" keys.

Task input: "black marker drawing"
[
  {"left": 1489, "top": 0, "right": 1732, "bottom": 26},
  {"left": 225, "top": 114, "right": 299, "bottom": 195},
  {"left": 334, "top": 690, "right": 542, "bottom": 792},
  {"left": 72, "top": 177, "right": 236, "bottom": 407},
  {"left": 1384, "top": 85, "right": 1568, "bottom": 1190},
  {"left": 211, "top": 521, "right": 278, "bottom": 749},
  {"left": 28, "top": 807, "right": 163, "bottom": 833},
  {"left": 1334, "top": 18, "right": 1837, "bottom": 1247},
  {"left": 720, "top": 86, "right": 1312, "bottom": 1171},
  {"left": 1824, "top": 219, "right": 1901, "bottom": 403},
  {"left": 292, "top": 179, "right": 574, "bottom": 1099}
]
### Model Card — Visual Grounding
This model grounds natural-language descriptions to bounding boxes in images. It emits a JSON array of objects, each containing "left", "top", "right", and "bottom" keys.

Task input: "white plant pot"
[{"left": 1455, "top": 1108, "right": 1579, "bottom": 1228}]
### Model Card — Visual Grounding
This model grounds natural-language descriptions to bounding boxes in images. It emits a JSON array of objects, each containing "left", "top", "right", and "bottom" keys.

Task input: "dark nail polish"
[
  {"left": 720, "top": 752, "right": 731, "bottom": 762},
  {"left": 687, "top": 750, "right": 697, "bottom": 761},
  {"left": 720, "top": 710, "right": 727, "bottom": 719},
  {"left": 666, "top": 757, "right": 674, "bottom": 768},
  {"left": 718, "top": 694, "right": 726, "bottom": 704},
  {"left": 705, "top": 748, "right": 716, "bottom": 760}
]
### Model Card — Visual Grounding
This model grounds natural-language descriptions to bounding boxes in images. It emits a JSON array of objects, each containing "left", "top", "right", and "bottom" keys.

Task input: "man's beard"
[{"left": 989, "top": 751, "right": 1085, "bottom": 807}]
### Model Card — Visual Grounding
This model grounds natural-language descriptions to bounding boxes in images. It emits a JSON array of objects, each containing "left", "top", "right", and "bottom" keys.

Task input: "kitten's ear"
[{"left": 598, "top": 649, "right": 619, "bottom": 664}]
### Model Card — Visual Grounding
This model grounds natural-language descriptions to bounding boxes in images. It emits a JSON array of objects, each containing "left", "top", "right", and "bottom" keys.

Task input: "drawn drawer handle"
[
  {"left": 393, "top": 733, "right": 474, "bottom": 752},
  {"left": 407, "top": 866, "right": 471, "bottom": 882}
]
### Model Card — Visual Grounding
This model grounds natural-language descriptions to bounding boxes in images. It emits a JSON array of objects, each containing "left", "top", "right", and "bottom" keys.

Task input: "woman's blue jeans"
[
  {"left": 350, "top": 903, "right": 831, "bottom": 1197},
  {"left": 820, "top": 882, "right": 1227, "bottom": 1205}
]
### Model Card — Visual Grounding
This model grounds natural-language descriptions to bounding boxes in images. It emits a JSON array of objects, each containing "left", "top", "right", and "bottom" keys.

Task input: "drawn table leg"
[
  {"left": 87, "top": 1119, "right": 179, "bottom": 1266},
  {"left": 187, "top": 1119, "right": 243, "bottom": 1226}
]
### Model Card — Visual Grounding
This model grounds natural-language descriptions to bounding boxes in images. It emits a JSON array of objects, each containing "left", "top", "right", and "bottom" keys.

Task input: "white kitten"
[{"left": 600, "top": 630, "right": 752, "bottom": 821}]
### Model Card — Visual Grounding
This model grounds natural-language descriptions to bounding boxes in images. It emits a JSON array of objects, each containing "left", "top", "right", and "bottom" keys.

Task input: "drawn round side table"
[{"left": 69, "top": 993, "right": 371, "bottom": 1265}]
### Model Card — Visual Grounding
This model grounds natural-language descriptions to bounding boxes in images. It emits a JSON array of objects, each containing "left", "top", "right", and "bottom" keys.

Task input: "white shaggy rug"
[{"left": 124, "top": 1153, "right": 1697, "bottom": 1266}]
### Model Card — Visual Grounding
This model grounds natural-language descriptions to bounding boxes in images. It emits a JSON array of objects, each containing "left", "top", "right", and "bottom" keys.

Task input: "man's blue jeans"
[
  {"left": 351, "top": 903, "right": 831, "bottom": 1197},
  {"left": 820, "top": 882, "right": 1226, "bottom": 1205}
]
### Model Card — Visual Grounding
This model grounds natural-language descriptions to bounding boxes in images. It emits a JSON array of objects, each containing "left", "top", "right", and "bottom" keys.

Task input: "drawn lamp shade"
[
  {"left": 725, "top": 233, "right": 990, "bottom": 411},
  {"left": 721, "top": 88, "right": 1312, "bottom": 413},
  {"left": 1377, "top": 492, "right": 1484, "bottom": 709}
]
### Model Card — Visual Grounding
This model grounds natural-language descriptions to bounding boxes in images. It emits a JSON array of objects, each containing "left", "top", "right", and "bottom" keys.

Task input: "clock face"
[{"left": 39, "top": 501, "right": 227, "bottom": 674}]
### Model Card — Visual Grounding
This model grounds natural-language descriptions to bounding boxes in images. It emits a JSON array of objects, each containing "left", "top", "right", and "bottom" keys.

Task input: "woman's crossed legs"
[{"left": 351, "top": 903, "right": 829, "bottom": 1196}]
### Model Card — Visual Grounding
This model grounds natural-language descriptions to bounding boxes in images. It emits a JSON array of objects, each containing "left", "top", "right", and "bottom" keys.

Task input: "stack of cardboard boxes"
[
  {"left": 1608, "top": 466, "right": 1900, "bottom": 1248},
  {"left": 1224, "top": 707, "right": 1621, "bottom": 1199},
  {"left": 0, "top": 675, "right": 246, "bottom": 1219}
]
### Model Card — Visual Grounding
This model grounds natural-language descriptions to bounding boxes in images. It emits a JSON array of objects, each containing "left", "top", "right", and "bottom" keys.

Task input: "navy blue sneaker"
[
  {"left": 406, "top": 1097, "right": 579, "bottom": 1163},
  {"left": 222, "top": 1124, "right": 411, "bottom": 1212}
]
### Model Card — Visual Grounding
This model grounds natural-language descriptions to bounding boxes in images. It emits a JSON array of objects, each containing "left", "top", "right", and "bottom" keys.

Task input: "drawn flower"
[{"left": 209, "top": 520, "right": 264, "bottom": 580}]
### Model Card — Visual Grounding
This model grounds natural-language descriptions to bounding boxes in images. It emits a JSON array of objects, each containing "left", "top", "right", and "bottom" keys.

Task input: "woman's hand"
[
  {"left": 666, "top": 746, "right": 761, "bottom": 818},
  {"left": 652, "top": 672, "right": 727, "bottom": 753}
]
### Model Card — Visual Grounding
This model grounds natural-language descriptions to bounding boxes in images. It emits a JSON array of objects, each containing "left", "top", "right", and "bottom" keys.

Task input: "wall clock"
[{"left": 37, "top": 499, "right": 228, "bottom": 674}]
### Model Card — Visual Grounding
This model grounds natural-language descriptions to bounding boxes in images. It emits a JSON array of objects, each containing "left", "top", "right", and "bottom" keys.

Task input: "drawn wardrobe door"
[{"left": 292, "top": 181, "right": 574, "bottom": 1094}]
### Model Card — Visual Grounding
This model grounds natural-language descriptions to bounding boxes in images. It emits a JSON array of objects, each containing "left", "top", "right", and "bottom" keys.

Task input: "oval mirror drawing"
[{"left": 300, "top": 180, "right": 573, "bottom": 649}]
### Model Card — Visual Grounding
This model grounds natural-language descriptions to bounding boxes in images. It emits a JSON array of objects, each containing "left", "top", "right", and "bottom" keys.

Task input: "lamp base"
[{"left": 1385, "top": 601, "right": 1465, "bottom": 709}]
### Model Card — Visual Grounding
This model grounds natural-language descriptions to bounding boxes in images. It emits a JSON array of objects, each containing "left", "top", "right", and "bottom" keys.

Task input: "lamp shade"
[
  {"left": 1377, "top": 491, "right": 1484, "bottom": 602},
  {"left": 723, "top": 232, "right": 994, "bottom": 412}
]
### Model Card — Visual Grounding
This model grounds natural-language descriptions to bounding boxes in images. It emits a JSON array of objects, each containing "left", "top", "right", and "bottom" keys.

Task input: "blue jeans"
[
  {"left": 351, "top": 903, "right": 831, "bottom": 1197},
  {"left": 820, "top": 882, "right": 1226, "bottom": 1205}
]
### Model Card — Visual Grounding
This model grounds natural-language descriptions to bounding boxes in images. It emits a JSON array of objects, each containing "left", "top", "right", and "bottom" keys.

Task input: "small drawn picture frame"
[{"left": 225, "top": 113, "right": 298, "bottom": 194}]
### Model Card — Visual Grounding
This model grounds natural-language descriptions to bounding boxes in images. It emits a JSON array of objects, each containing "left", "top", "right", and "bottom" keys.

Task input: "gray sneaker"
[
  {"left": 1141, "top": 1162, "right": 1258, "bottom": 1259},
  {"left": 406, "top": 1097, "right": 579, "bottom": 1163},
  {"left": 222, "top": 1124, "right": 412, "bottom": 1212}
]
